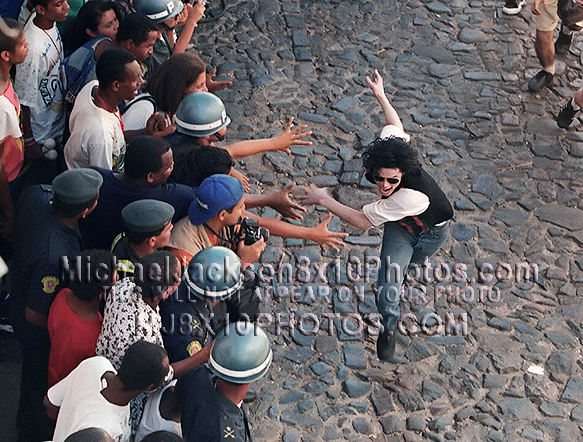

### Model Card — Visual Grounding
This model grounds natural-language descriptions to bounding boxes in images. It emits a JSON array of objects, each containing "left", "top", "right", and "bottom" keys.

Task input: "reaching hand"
[
  {"left": 188, "top": 0, "right": 205, "bottom": 23},
  {"left": 267, "top": 182, "right": 307, "bottom": 221},
  {"left": 297, "top": 183, "right": 331, "bottom": 207},
  {"left": 365, "top": 69, "right": 387, "bottom": 99},
  {"left": 230, "top": 168, "right": 250, "bottom": 192},
  {"left": 309, "top": 213, "right": 348, "bottom": 253},
  {"left": 175, "top": 3, "right": 189, "bottom": 26},
  {"left": 274, "top": 117, "right": 312, "bottom": 155},
  {"left": 206, "top": 67, "right": 233, "bottom": 92}
]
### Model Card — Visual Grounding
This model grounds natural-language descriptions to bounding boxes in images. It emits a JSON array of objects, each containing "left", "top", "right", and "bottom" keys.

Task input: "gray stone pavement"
[{"left": 3, "top": 0, "right": 583, "bottom": 441}]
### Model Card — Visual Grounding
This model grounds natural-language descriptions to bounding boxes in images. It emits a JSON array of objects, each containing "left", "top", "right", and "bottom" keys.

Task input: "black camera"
[{"left": 237, "top": 218, "right": 269, "bottom": 246}]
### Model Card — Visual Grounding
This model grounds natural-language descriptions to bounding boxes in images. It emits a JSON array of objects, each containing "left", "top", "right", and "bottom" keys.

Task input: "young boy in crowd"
[
  {"left": 65, "top": 11, "right": 158, "bottom": 105},
  {"left": 44, "top": 340, "right": 171, "bottom": 442},
  {"left": 0, "top": 18, "right": 29, "bottom": 241},
  {"left": 167, "top": 174, "right": 348, "bottom": 267},
  {"left": 47, "top": 249, "right": 117, "bottom": 388},
  {"left": 135, "top": 380, "right": 181, "bottom": 441},
  {"left": 15, "top": 0, "right": 69, "bottom": 158},
  {"left": 133, "top": 0, "right": 205, "bottom": 80},
  {"left": 64, "top": 48, "right": 168, "bottom": 172},
  {"left": 166, "top": 174, "right": 261, "bottom": 267}
]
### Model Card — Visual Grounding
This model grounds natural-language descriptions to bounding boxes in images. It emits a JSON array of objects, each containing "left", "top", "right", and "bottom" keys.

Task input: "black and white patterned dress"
[{"left": 95, "top": 277, "right": 166, "bottom": 438}]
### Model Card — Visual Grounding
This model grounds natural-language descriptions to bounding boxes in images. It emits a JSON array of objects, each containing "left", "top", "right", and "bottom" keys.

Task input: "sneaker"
[
  {"left": 557, "top": 99, "right": 579, "bottom": 128},
  {"left": 555, "top": 28, "right": 573, "bottom": 55},
  {"left": 502, "top": 0, "right": 526, "bottom": 15},
  {"left": 528, "top": 70, "right": 553, "bottom": 92}
]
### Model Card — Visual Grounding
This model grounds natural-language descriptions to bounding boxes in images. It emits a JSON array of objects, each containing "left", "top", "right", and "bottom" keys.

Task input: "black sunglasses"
[{"left": 373, "top": 174, "right": 400, "bottom": 184}]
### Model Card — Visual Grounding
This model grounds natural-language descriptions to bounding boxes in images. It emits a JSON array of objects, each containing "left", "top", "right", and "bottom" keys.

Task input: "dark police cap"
[
  {"left": 52, "top": 168, "right": 103, "bottom": 204},
  {"left": 122, "top": 199, "right": 175, "bottom": 235}
]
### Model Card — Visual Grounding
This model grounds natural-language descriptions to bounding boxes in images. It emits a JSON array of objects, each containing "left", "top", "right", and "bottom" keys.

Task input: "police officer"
[
  {"left": 9, "top": 168, "right": 103, "bottom": 442},
  {"left": 160, "top": 246, "right": 251, "bottom": 364},
  {"left": 177, "top": 321, "right": 272, "bottom": 442},
  {"left": 112, "top": 199, "right": 175, "bottom": 277},
  {"left": 165, "top": 91, "right": 312, "bottom": 163}
]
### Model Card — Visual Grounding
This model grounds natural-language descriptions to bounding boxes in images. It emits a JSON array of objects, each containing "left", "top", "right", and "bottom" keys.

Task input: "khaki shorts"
[
  {"left": 536, "top": 0, "right": 560, "bottom": 32},
  {"left": 536, "top": 0, "right": 583, "bottom": 32}
]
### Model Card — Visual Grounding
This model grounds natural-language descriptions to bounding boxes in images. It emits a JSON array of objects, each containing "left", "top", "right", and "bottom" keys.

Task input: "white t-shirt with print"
[
  {"left": 15, "top": 17, "right": 66, "bottom": 143},
  {"left": 64, "top": 80, "right": 126, "bottom": 171},
  {"left": 47, "top": 356, "right": 130, "bottom": 442}
]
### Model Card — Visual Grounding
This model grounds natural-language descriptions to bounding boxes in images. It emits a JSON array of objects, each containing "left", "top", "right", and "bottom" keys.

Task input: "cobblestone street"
[{"left": 3, "top": 0, "right": 583, "bottom": 441}]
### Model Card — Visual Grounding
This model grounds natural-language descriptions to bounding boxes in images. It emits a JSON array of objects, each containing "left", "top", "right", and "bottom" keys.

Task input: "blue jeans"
[{"left": 376, "top": 221, "right": 450, "bottom": 331}]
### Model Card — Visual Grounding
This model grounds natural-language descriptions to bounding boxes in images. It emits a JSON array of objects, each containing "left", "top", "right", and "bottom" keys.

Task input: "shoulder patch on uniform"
[
  {"left": 186, "top": 340, "right": 202, "bottom": 356},
  {"left": 223, "top": 426, "right": 235, "bottom": 439},
  {"left": 41, "top": 276, "right": 59, "bottom": 294}
]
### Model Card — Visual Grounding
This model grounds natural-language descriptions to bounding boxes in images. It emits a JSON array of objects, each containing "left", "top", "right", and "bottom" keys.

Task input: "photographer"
[
  {"left": 165, "top": 174, "right": 266, "bottom": 270},
  {"left": 166, "top": 174, "right": 347, "bottom": 269}
]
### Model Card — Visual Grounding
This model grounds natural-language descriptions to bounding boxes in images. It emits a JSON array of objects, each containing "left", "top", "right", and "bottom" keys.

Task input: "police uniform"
[
  {"left": 9, "top": 169, "right": 102, "bottom": 442},
  {"left": 111, "top": 199, "right": 175, "bottom": 277},
  {"left": 159, "top": 279, "right": 215, "bottom": 363},
  {"left": 111, "top": 235, "right": 141, "bottom": 276},
  {"left": 178, "top": 366, "right": 252, "bottom": 442}
]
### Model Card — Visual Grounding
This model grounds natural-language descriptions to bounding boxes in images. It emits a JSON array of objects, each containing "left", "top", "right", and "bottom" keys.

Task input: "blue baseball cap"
[{"left": 188, "top": 174, "right": 244, "bottom": 226}]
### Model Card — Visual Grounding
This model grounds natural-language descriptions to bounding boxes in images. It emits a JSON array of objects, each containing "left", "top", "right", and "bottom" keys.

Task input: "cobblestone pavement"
[{"left": 4, "top": 0, "right": 583, "bottom": 441}]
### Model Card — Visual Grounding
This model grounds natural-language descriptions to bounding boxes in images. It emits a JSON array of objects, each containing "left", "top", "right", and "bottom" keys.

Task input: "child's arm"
[
  {"left": 229, "top": 168, "right": 250, "bottom": 192},
  {"left": 243, "top": 210, "right": 348, "bottom": 253},
  {"left": 298, "top": 184, "right": 373, "bottom": 231},
  {"left": 173, "top": 1, "right": 205, "bottom": 54},
  {"left": 245, "top": 182, "right": 307, "bottom": 221},
  {"left": 365, "top": 69, "right": 404, "bottom": 131},
  {"left": 205, "top": 67, "right": 232, "bottom": 92},
  {"left": 171, "top": 341, "right": 212, "bottom": 378},
  {"left": 223, "top": 117, "right": 312, "bottom": 159}
]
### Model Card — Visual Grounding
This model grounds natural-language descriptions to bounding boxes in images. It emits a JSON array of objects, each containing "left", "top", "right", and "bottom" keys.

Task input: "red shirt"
[{"left": 47, "top": 288, "right": 103, "bottom": 387}]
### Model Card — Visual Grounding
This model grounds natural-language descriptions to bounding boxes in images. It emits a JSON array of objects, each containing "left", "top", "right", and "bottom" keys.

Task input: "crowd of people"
[
  {"left": 0, "top": 1, "right": 351, "bottom": 440},
  {"left": 3, "top": 0, "right": 576, "bottom": 441}
]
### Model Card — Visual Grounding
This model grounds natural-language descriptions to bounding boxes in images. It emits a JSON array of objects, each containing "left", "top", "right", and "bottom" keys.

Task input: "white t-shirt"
[
  {"left": 0, "top": 89, "right": 22, "bottom": 141},
  {"left": 379, "top": 124, "right": 411, "bottom": 142},
  {"left": 47, "top": 356, "right": 131, "bottom": 442},
  {"left": 121, "top": 94, "right": 156, "bottom": 131},
  {"left": 15, "top": 18, "right": 66, "bottom": 143},
  {"left": 135, "top": 380, "right": 182, "bottom": 442},
  {"left": 362, "top": 188, "right": 429, "bottom": 227},
  {"left": 64, "top": 80, "right": 126, "bottom": 171}
]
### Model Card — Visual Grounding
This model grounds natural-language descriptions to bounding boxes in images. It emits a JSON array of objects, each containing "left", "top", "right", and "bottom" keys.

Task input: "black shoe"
[
  {"left": 528, "top": 70, "right": 553, "bottom": 92},
  {"left": 555, "top": 28, "right": 573, "bottom": 55},
  {"left": 376, "top": 329, "right": 396, "bottom": 362},
  {"left": 557, "top": 99, "right": 579, "bottom": 129},
  {"left": 502, "top": 0, "right": 526, "bottom": 15}
]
